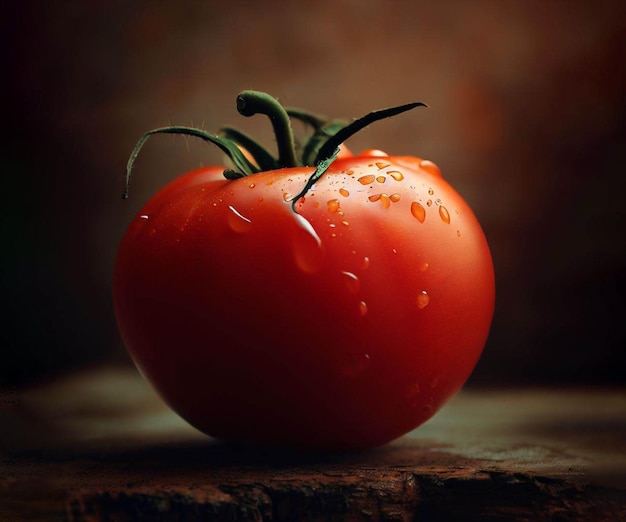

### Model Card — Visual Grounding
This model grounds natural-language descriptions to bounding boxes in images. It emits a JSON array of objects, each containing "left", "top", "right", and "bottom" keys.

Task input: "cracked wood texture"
[{"left": 1, "top": 366, "right": 624, "bottom": 521}]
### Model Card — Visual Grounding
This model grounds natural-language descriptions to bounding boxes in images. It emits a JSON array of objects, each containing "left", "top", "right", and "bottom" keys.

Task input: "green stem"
[
  {"left": 236, "top": 91, "right": 299, "bottom": 168},
  {"left": 219, "top": 126, "right": 279, "bottom": 171},
  {"left": 123, "top": 126, "right": 258, "bottom": 199},
  {"left": 291, "top": 147, "right": 340, "bottom": 212},
  {"left": 314, "top": 102, "right": 427, "bottom": 165},
  {"left": 302, "top": 120, "right": 346, "bottom": 166},
  {"left": 123, "top": 93, "right": 428, "bottom": 203},
  {"left": 285, "top": 107, "right": 328, "bottom": 130}
]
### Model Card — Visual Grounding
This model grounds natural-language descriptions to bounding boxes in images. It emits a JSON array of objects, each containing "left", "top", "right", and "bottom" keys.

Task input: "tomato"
[{"left": 114, "top": 92, "right": 495, "bottom": 450}]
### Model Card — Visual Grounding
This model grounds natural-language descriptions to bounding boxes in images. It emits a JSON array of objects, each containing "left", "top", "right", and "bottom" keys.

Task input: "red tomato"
[{"left": 114, "top": 93, "right": 494, "bottom": 450}]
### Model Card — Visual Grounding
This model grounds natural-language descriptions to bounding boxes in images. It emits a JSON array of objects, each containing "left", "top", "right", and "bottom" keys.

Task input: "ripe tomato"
[{"left": 114, "top": 92, "right": 495, "bottom": 450}]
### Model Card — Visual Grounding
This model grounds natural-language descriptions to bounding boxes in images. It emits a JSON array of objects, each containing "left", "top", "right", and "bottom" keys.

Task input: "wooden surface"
[{"left": 1, "top": 366, "right": 625, "bottom": 521}]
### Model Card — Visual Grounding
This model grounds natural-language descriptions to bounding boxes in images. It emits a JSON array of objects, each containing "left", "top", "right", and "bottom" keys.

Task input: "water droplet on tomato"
[
  {"left": 419, "top": 262, "right": 429, "bottom": 272},
  {"left": 439, "top": 205, "right": 450, "bottom": 224},
  {"left": 341, "top": 271, "right": 360, "bottom": 294},
  {"left": 405, "top": 382, "right": 421, "bottom": 399},
  {"left": 283, "top": 192, "right": 294, "bottom": 202},
  {"left": 389, "top": 171, "right": 404, "bottom": 181},
  {"left": 428, "top": 188, "right": 434, "bottom": 195},
  {"left": 420, "top": 160, "right": 442, "bottom": 177},
  {"left": 376, "top": 175, "right": 386, "bottom": 183},
  {"left": 342, "top": 220, "right": 350, "bottom": 227},
  {"left": 411, "top": 201, "right": 426, "bottom": 223},
  {"left": 426, "top": 200, "right": 433, "bottom": 207},
  {"left": 379, "top": 194, "right": 391, "bottom": 209},
  {"left": 359, "top": 301, "right": 368, "bottom": 316},
  {"left": 249, "top": 183, "right": 256, "bottom": 189},
  {"left": 368, "top": 194, "right": 381, "bottom": 202},
  {"left": 227, "top": 205, "right": 252, "bottom": 233},
  {"left": 139, "top": 214, "right": 149, "bottom": 220},
  {"left": 375, "top": 161, "right": 390, "bottom": 169},
  {"left": 358, "top": 175, "right": 375, "bottom": 185},
  {"left": 361, "top": 256, "right": 370, "bottom": 270},
  {"left": 361, "top": 149, "right": 388, "bottom": 158},
  {"left": 341, "top": 353, "right": 371, "bottom": 378},
  {"left": 390, "top": 193, "right": 401, "bottom": 203},
  {"left": 339, "top": 188, "right": 350, "bottom": 197},
  {"left": 292, "top": 213, "right": 324, "bottom": 274},
  {"left": 327, "top": 199, "right": 340, "bottom": 213},
  {"left": 417, "top": 291, "right": 430, "bottom": 309}
]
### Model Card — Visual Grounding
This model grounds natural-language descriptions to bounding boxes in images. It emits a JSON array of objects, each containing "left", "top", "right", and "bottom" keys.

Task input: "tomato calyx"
[
  {"left": 290, "top": 147, "right": 341, "bottom": 211},
  {"left": 123, "top": 91, "right": 426, "bottom": 200}
]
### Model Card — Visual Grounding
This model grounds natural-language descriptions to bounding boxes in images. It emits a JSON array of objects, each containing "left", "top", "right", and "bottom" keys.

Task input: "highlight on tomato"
[{"left": 114, "top": 91, "right": 495, "bottom": 450}]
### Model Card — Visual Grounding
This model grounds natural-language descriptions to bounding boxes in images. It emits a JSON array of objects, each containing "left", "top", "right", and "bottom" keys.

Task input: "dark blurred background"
[{"left": 2, "top": 1, "right": 625, "bottom": 388}]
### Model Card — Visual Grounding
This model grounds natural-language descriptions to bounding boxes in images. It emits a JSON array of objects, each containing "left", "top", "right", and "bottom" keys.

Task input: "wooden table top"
[{"left": 1, "top": 365, "right": 624, "bottom": 521}]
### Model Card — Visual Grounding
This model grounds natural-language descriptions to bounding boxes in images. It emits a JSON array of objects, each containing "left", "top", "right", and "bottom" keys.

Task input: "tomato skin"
[{"left": 114, "top": 155, "right": 494, "bottom": 450}]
